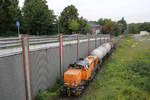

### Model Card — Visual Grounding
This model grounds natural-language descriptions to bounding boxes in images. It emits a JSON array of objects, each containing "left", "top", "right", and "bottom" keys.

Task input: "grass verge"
[{"left": 80, "top": 35, "right": 150, "bottom": 100}]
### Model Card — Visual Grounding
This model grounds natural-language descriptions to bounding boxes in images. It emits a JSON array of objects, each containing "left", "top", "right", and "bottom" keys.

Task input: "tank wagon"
[{"left": 62, "top": 41, "right": 115, "bottom": 96}]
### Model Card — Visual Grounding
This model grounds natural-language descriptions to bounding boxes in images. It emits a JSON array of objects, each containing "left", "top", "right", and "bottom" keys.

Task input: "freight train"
[{"left": 62, "top": 41, "right": 115, "bottom": 96}]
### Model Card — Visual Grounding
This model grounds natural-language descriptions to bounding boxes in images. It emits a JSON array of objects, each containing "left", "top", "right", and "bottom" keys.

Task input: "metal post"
[
  {"left": 106, "top": 35, "right": 108, "bottom": 42},
  {"left": 107, "top": 35, "right": 109, "bottom": 42},
  {"left": 21, "top": 35, "right": 33, "bottom": 100},
  {"left": 109, "top": 35, "right": 110, "bottom": 42},
  {"left": 77, "top": 34, "right": 80, "bottom": 60},
  {"left": 58, "top": 34, "right": 64, "bottom": 76},
  {"left": 103, "top": 35, "right": 104, "bottom": 43},
  {"left": 100, "top": 35, "right": 101, "bottom": 45},
  {"left": 95, "top": 34, "right": 97, "bottom": 48},
  {"left": 18, "top": 26, "right": 20, "bottom": 38},
  {"left": 100, "top": 35, "right": 102, "bottom": 45},
  {"left": 98, "top": 35, "right": 100, "bottom": 46},
  {"left": 104, "top": 35, "right": 106, "bottom": 43},
  {"left": 105, "top": 35, "right": 106, "bottom": 43},
  {"left": 88, "top": 34, "right": 90, "bottom": 56},
  {"left": 16, "top": 21, "right": 20, "bottom": 38},
  {"left": 102, "top": 35, "right": 104, "bottom": 44}
]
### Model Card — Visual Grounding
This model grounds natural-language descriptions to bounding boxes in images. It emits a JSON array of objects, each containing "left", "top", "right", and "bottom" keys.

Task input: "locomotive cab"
[
  {"left": 64, "top": 60, "right": 89, "bottom": 87},
  {"left": 63, "top": 56, "right": 99, "bottom": 96}
]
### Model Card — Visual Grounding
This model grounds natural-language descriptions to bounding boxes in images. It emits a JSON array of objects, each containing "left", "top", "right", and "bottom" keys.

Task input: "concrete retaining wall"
[
  {"left": 0, "top": 54, "right": 26, "bottom": 100},
  {"left": 0, "top": 37, "right": 107, "bottom": 100}
]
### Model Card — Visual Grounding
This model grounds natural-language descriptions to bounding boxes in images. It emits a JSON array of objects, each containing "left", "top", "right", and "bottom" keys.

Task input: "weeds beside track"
[{"left": 80, "top": 35, "right": 150, "bottom": 100}]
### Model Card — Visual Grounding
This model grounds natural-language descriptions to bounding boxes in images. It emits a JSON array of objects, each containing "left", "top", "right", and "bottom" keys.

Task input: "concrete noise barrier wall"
[{"left": 0, "top": 36, "right": 108, "bottom": 100}]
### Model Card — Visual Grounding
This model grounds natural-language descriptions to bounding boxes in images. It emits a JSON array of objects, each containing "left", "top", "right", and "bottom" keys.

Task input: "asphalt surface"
[
  {"left": 0, "top": 37, "right": 108, "bottom": 57},
  {"left": 134, "top": 34, "right": 150, "bottom": 41}
]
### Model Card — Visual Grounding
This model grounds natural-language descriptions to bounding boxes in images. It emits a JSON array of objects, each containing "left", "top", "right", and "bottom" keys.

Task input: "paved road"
[
  {"left": 0, "top": 37, "right": 109, "bottom": 57},
  {"left": 0, "top": 35, "right": 99, "bottom": 49},
  {"left": 134, "top": 34, "right": 150, "bottom": 41}
]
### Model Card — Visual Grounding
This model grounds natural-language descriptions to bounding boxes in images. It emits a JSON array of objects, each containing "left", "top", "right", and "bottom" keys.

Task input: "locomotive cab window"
[
  {"left": 85, "top": 65, "right": 89, "bottom": 69},
  {"left": 75, "top": 64, "right": 83, "bottom": 69}
]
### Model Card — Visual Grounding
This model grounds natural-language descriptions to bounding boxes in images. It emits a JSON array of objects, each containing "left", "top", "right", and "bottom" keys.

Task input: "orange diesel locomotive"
[
  {"left": 62, "top": 56, "right": 100, "bottom": 96},
  {"left": 62, "top": 42, "right": 115, "bottom": 96}
]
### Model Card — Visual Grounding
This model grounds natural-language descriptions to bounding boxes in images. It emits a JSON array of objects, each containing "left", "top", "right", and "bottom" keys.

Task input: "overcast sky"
[{"left": 19, "top": 0, "right": 150, "bottom": 23}]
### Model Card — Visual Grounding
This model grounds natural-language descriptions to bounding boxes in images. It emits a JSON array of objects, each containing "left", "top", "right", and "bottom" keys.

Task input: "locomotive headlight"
[{"left": 64, "top": 83, "right": 69, "bottom": 87}]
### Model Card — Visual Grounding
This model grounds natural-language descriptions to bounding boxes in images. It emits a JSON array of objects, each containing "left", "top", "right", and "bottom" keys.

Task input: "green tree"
[
  {"left": 139, "top": 22, "right": 150, "bottom": 32},
  {"left": 12, "top": 0, "right": 19, "bottom": 8},
  {"left": 97, "top": 18, "right": 112, "bottom": 34},
  {"left": 118, "top": 17, "right": 127, "bottom": 33},
  {"left": 0, "top": 0, "right": 18, "bottom": 36},
  {"left": 103, "top": 21, "right": 115, "bottom": 34},
  {"left": 103, "top": 19, "right": 112, "bottom": 25},
  {"left": 114, "top": 23, "right": 121, "bottom": 36},
  {"left": 85, "top": 24, "right": 92, "bottom": 33},
  {"left": 78, "top": 17, "right": 87, "bottom": 34},
  {"left": 128, "top": 23, "right": 139, "bottom": 34},
  {"left": 69, "top": 20, "right": 79, "bottom": 34},
  {"left": 59, "top": 5, "right": 79, "bottom": 34},
  {"left": 89, "top": 21, "right": 98, "bottom": 24},
  {"left": 24, "top": 0, "right": 34, "bottom": 4},
  {"left": 22, "top": 0, "right": 56, "bottom": 35},
  {"left": 98, "top": 18, "right": 104, "bottom": 26},
  {"left": 98, "top": 18, "right": 111, "bottom": 25},
  {"left": 12, "top": 0, "right": 22, "bottom": 25}
]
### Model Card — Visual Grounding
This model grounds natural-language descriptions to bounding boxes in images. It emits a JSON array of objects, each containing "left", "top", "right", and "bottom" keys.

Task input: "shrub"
[
  {"left": 35, "top": 77, "right": 63, "bottom": 100},
  {"left": 34, "top": 89, "right": 47, "bottom": 100}
]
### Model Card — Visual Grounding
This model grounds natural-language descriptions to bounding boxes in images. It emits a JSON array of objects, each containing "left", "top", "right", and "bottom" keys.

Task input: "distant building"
[
  {"left": 140, "top": 31, "right": 149, "bottom": 36},
  {"left": 88, "top": 22, "right": 102, "bottom": 35}
]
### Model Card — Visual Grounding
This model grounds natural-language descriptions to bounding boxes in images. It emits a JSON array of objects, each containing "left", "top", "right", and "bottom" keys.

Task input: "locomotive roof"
[{"left": 76, "top": 59, "right": 89, "bottom": 66}]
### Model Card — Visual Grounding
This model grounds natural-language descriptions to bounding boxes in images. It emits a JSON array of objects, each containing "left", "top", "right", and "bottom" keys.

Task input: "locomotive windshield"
[
  {"left": 69, "top": 59, "right": 89, "bottom": 69},
  {"left": 85, "top": 65, "right": 90, "bottom": 69}
]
